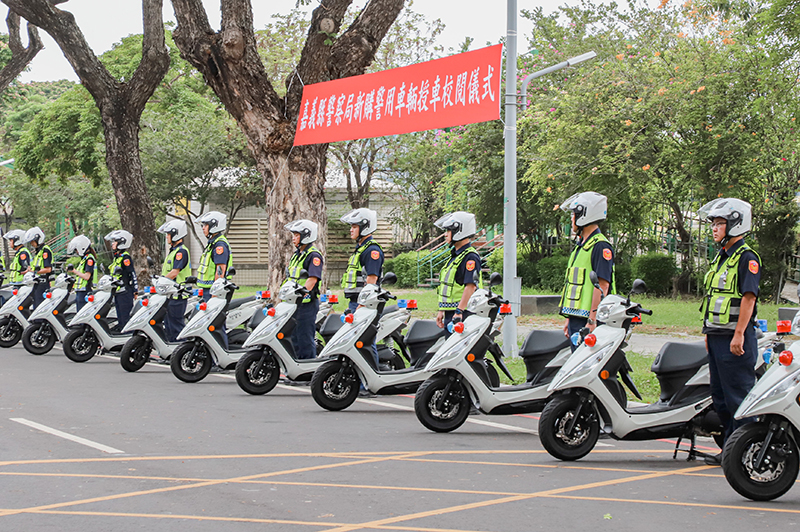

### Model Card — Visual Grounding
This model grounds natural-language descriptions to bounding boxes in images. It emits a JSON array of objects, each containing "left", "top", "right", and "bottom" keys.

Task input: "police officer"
[
  {"left": 340, "top": 208, "right": 384, "bottom": 366},
  {"left": 558, "top": 192, "right": 615, "bottom": 349},
  {"left": 68, "top": 235, "right": 97, "bottom": 312},
  {"left": 284, "top": 219, "right": 324, "bottom": 360},
  {"left": 3, "top": 230, "right": 30, "bottom": 285},
  {"left": 197, "top": 211, "right": 232, "bottom": 347},
  {"left": 158, "top": 220, "right": 191, "bottom": 342},
  {"left": 24, "top": 227, "right": 53, "bottom": 308},
  {"left": 105, "top": 230, "right": 138, "bottom": 330},
  {"left": 698, "top": 198, "right": 760, "bottom": 466},
  {"left": 434, "top": 212, "right": 482, "bottom": 338}
]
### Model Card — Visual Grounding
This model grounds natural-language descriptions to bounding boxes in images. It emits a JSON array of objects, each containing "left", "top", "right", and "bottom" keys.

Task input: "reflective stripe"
[
  {"left": 9, "top": 247, "right": 30, "bottom": 283},
  {"left": 75, "top": 254, "right": 98, "bottom": 291},
  {"left": 559, "top": 233, "right": 615, "bottom": 318},
  {"left": 701, "top": 243, "right": 760, "bottom": 331},
  {"left": 32, "top": 245, "right": 52, "bottom": 272},
  {"left": 163, "top": 244, "right": 191, "bottom": 298},
  {"left": 437, "top": 246, "right": 483, "bottom": 310},
  {"left": 341, "top": 239, "right": 383, "bottom": 290},
  {"left": 198, "top": 234, "right": 232, "bottom": 287}
]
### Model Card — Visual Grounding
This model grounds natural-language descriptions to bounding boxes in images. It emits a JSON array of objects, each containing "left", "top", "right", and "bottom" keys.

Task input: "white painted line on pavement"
[{"left": 10, "top": 418, "right": 125, "bottom": 454}]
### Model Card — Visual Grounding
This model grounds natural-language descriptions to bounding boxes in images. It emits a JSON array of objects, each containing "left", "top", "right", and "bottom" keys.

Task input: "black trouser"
[
  {"left": 75, "top": 290, "right": 89, "bottom": 312},
  {"left": 165, "top": 298, "right": 187, "bottom": 343},
  {"left": 32, "top": 282, "right": 49, "bottom": 309},
  {"left": 567, "top": 316, "right": 589, "bottom": 352},
  {"left": 114, "top": 289, "right": 134, "bottom": 330},
  {"left": 291, "top": 298, "right": 320, "bottom": 359}
]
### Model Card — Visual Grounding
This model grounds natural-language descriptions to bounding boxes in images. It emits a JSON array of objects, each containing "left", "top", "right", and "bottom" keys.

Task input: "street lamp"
[{"left": 503, "top": 0, "right": 596, "bottom": 357}]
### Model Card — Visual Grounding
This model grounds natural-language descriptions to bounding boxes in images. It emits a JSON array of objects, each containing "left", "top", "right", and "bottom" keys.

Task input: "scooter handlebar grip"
[{"left": 639, "top": 308, "right": 653, "bottom": 315}]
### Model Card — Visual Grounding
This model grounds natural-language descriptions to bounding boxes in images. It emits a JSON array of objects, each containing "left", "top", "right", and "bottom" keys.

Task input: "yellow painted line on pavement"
[
  {"left": 317, "top": 465, "right": 713, "bottom": 532},
  {"left": 0, "top": 451, "right": 430, "bottom": 519},
  {"left": 548, "top": 494, "right": 800, "bottom": 514}
]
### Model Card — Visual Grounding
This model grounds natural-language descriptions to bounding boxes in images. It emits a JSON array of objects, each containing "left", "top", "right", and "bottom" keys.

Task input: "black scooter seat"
[
  {"left": 381, "top": 305, "right": 399, "bottom": 317},
  {"left": 519, "top": 330, "right": 571, "bottom": 357},
  {"left": 651, "top": 341, "right": 708, "bottom": 375},
  {"left": 66, "top": 293, "right": 76, "bottom": 306},
  {"left": 320, "top": 314, "right": 344, "bottom": 337},
  {"left": 404, "top": 320, "right": 444, "bottom": 345},
  {"left": 228, "top": 296, "right": 256, "bottom": 310}
]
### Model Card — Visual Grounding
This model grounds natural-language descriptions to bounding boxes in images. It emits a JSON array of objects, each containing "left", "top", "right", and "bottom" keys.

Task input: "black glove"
[{"left": 451, "top": 311, "right": 462, "bottom": 325}]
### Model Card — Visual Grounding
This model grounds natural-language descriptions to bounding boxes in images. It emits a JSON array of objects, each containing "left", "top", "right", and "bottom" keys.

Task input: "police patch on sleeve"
[
  {"left": 176, "top": 252, "right": 183, "bottom": 260},
  {"left": 370, "top": 250, "right": 380, "bottom": 260},
  {"left": 43, "top": 252, "right": 48, "bottom": 259},
  {"left": 749, "top": 260, "right": 759, "bottom": 274},
  {"left": 466, "top": 260, "right": 476, "bottom": 271},
  {"left": 123, "top": 258, "right": 131, "bottom": 266},
  {"left": 603, "top": 248, "right": 612, "bottom": 261},
  {"left": 313, "top": 257, "right": 321, "bottom": 266},
  {"left": 87, "top": 259, "right": 94, "bottom": 266},
  {"left": 215, "top": 246, "right": 224, "bottom": 255}
]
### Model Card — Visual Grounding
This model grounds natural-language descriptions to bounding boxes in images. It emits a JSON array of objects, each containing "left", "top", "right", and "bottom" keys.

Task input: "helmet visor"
[{"left": 559, "top": 193, "right": 581, "bottom": 213}]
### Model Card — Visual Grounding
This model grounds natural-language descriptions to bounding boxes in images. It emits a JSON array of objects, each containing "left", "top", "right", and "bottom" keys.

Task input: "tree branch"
[
  {"left": 0, "top": 10, "right": 43, "bottom": 90},
  {"left": 127, "top": 0, "right": 170, "bottom": 114}
]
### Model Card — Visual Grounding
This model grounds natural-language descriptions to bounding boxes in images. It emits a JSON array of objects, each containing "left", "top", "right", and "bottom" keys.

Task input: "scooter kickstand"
[{"left": 672, "top": 436, "right": 683, "bottom": 460}]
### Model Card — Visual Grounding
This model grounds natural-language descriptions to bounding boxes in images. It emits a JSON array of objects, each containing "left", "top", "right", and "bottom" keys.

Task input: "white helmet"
[
  {"left": 699, "top": 198, "right": 752, "bottom": 238},
  {"left": 158, "top": 219, "right": 188, "bottom": 241},
  {"left": 3, "top": 229, "right": 26, "bottom": 247},
  {"left": 284, "top": 219, "right": 318, "bottom": 245},
  {"left": 340, "top": 208, "right": 377, "bottom": 237},
  {"left": 434, "top": 211, "right": 477, "bottom": 242},
  {"left": 197, "top": 211, "right": 227, "bottom": 233},
  {"left": 104, "top": 229, "right": 133, "bottom": 250},
  {"left": 560, "top": 191, "right": 608, "bottom": 228},
  {"left": 24, "top": 226, "right": 45, "bottom": 246},
  {"left": 67, "top": 235, "right": 91, "bottom": 256}
]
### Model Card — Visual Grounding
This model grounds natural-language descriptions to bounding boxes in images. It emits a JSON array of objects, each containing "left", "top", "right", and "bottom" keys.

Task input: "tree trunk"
[{"left": 102, "top": 110, "right": 161, "bottom": 278}]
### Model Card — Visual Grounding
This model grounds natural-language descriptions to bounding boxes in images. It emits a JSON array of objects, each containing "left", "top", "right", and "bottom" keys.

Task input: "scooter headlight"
[
  {"left": 426, "top": 328, "right": 483, "bottom": 371},
  {"left": 750, "top": 368, "right": 800, "bottom": 406},
  {"left": 596, "top": 303, "right": 612, "bottom": 323},
  {"left": 550, "top": 343, "right": 615, "bottom": 390}
]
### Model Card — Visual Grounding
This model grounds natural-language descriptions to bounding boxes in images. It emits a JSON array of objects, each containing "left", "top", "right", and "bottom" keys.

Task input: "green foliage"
[
  {"left": 486, "top": 245, "right": 541, "bottom": 288},
  {"left": 631, "top": 253, "right": 677, "bottom": 297},
  {"left": 536, "top": 255, "right": 569, "bottom": 292},
  {"left": 383, "top": 251, "right": 419, "bottom": 288},
  {"left": 614, "top": 261, "right": 633, "bottom": 295}
]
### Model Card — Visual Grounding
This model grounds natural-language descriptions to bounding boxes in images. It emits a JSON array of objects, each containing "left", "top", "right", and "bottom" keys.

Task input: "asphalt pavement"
[{"left": 2, "top": 342, "right": 799, "bottom": 531}]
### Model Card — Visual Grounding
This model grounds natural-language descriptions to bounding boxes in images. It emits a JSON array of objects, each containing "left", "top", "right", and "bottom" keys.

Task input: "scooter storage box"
[
  {"left": 651, "top": 341, "right": 708, "bottom": 403},
  {"left": 404, "top": 320, "right": 444, "bottom": 365},
  {"left": 519, "top": 330, "right": 571, "bottom": 382}
]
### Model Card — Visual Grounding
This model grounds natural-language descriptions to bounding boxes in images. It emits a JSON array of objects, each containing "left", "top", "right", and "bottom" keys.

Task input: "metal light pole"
[{"left": 503, "top": 0, "right": 596, "bottom": 357}]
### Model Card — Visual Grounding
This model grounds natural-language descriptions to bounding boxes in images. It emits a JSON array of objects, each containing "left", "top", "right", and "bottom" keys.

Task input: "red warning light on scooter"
[
  {"left": 584, "top": 333, "right": 597, "bottom": 347},
  {"left": 407, "top": 300, "right": 417, "bottom": 309},
  {"left": 86, "top": 295, "right": 94, "bottom": 303},
  {"left": 780, "top": 350, "right": 794, "bottom": 366},
  {"left": 45, "top": 292, "right": 52, "bottom": 299},
  {"left": 12, "top": 289, "right": 17, "bottom": 296},
  {"left": 198, "top": 302, "right": 207, "bottom": 311},
  {"left": 329, "top": 294, "right": 339, "bottom": 303},
  {"left": 777, "top": 320, "right": 792, "bottom": 334},
  {"left": 344, "top": 313, "right": 355, "bottom": 324},
  {"left": 142, "top": 299, "right": 149, "bottom": 307},
  {"left": 267, "top": 307, "right": 276, "bottom": 317},
  {"left": 499, "top": 303, "right": 512, "bottom": 315}
]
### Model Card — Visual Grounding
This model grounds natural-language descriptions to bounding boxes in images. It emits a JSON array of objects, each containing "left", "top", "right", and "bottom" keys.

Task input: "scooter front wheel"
[
  {"left": 120, "top": 334, "right": 153, "bottom": 373},
  {"left": 310, "top": 359, "right": 360, "bottom": 411},
  {"left": 0, "top": 316, "right": 23, "bottom": 348},
  {"left": 414, "top": 374, "right": 470, "bottom": 433},
  {"left": 538, "top": 394, "right": 599, "bottom": 461},
  {"left": 723, "top": 421, "right": 799, "bottom": 501},
  {"left": 63, "top": 327, "right": 100, "bottom": 363},
  {"left": 236, "top": 350, "right": 281, "bottom": 395},
  {"left": 170, "top": 342, "right": 212, "bottom": 383},
  {"left": 22, "top": 321, "right": 56, "bottom": 355}
]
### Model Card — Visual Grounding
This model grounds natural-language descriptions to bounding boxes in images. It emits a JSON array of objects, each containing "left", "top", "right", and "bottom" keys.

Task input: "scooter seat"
[
  {"left": 229, "top": 296, "right": 256, "bottom": 310},
  {"left": 248, "top": 310, "right": 266, "bottom": 329},
  {"left": 319, "top": 314, "right": 344, "bottom": 338},
  {"left": 651, "top": 341, "right": 708, "bottom": 375},
  {"left": 404, "top": 319, "right": 444, "bottom": 345},
  {"left": 519, "top": 330, "right": 572, "bottom": 358},
  {"left": 66, "top": 293, "right": 76, "bottom": 306},
  {"left": 381, "top": 305, "right": 399, "bottom": 317}
]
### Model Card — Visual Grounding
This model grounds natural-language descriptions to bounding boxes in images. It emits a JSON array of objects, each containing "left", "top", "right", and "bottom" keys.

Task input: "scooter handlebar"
[{"left": 639, "top": 308, "right": 653, "bottom": 316}]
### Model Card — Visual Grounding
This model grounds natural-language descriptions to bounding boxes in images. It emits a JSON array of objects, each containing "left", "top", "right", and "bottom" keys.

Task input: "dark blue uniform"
[
  {"left": 567, "top": 228, "right": 615, "bottom": 341},
  {"left": 347, "top": 236, "right": 384, "bottom": 367},
  {"left": 31, "top": 246, "right": 52, "bottom": 309},
  {"left": 442, "top": 243, "right": 481, "bottom": 339},
  {"left": 113, "top": 251, "right": 138, "bottom": 330},
  {"left": 165, "top": 243, "right": 190, "bottom": 343},
  {"left": 290, "top": 247, "right": 324, "bottom": 360},
  {"left": 705, "top": 239, "right": 761, "bottom": 441}
]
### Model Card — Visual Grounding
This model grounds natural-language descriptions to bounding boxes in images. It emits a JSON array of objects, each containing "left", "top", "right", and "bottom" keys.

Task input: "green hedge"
[
  {"left": 536, "top": 255, "right": 568, "bottom": 292},
  {"left": 383, "top": 251, "right": 419, "bottom": 288},
  {"left": 631, "top": 252, "right": 677, "bottom": 297}
]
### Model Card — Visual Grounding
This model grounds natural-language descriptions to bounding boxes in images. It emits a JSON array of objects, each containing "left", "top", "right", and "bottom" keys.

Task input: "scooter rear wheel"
[
  {"left": 414, "top": 375, "right": 470, "bottom": 433},
  {"left": 723, "top": 421, "right": 799, "bottom": 501},
  {"left": 236, "top": 349, "right": 281, "bottom": 395},
  {"left": 310, "top": 359, "right": 360, "bottom": 411},
  {"left": 539, "top": 394, "right": 599, "bottom": 461},
  {"left": 0, "top": 316, "right": 23, "bottom": 348},
  {"left": 63, "top": 327, "right": 99, "bottom": 363},
  {"left": 120, "top": 334, "right": 153, "bottom": 373},
  {"left": 22, "top": 321, "right": 56, "bottom": 355},
  {"left": 170, "top": 342, "right": 212, "bottom": 383}
]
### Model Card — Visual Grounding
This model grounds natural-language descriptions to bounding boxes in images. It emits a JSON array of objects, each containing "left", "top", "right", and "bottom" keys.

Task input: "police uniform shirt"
[
  {"left": 15, "top": 249, "right": 30, "bottom": 271},
  {"left": 581, "top": 228, "right": 614, "bottom": 285},
  {"left": 448, "top": 244, "right": 482, "bottom": 287},
  {"left": 295, "top": 247, "right": 324, "bottom": 298},
  {"left": 38, "top": 247, "right": 52, "bottom": 270},
  {"left": 211, "top": 237, "right": 231, "bottom": 268},
  {"left": 358, "top": 236, "right": 383, "bottom": 278},
  {"left": 714, "top": 239, "right": 761, "bottom": 297},
  {"left": 170, "top": 244, "right": 189, "bottom": 271},
  {"left": 116, "top": 252, "right": 138, "bottom": 292},
  {"left": 82, "top": 256, "right": 95, "bottom": 288}
]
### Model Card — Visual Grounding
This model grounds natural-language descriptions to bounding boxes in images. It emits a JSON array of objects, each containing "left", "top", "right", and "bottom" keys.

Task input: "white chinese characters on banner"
[{"left": 297, "top": 64, "right": 496, "bottom": 133}]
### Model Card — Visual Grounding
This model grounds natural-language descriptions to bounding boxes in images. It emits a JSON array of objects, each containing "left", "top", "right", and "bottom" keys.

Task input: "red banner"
[{"left": 293, "top": 44, "right": 503, "bottom": 146}]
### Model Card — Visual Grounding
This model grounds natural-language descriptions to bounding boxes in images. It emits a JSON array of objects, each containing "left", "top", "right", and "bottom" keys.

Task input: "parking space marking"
[
  {"left": 0, "top": 451, "right": 431, "bottom": 519},
  {"left": 317, "top": 465, "right": 712, "bottom": 532},
  {"left": 10, "top": 418, "right": 124, "bottom": 454},
  {"left": 547, "top": 494, "right": 800, "bottom": 514}
]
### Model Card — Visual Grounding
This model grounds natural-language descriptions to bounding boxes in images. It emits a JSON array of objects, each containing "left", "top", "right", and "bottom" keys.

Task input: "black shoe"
[{"left": 704, "top": 453, "right": 722, "bottom": 466}]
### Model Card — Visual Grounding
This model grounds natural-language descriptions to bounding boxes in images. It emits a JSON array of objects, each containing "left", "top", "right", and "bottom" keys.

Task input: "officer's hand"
[
  {"left": 563, "top": 320, "right": 569, "bottom": 338},
  {"left": 451, "top": 312, "right": 462, "bottom": 325},
  {"left": 436, "top": 310, "right": 444, "bottom": 329},
  {"left": 730, "top": 332, "right": 745, "bottom": 356}
]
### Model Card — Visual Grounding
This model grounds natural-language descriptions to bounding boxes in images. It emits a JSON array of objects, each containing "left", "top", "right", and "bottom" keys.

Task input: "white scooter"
[
  {"left": 21, "top": 272, "right": 76, "bottom": 355},
  {"left": 62, "top": 274, "right": 136, "bottom": 362},
  {"left": 170, "top": 271, "right": 265, "bottom": 383},
  {"left": 309, "top": 273, "right": 443, "bottom": 411},
  {"left": 539, "top": 274, "right": 729, "bottom": 461},
  {"left": 721, "top": 314, "right": 800, "bottom": 501},
  {"left": 415, "top": 273, "right": 573, "bottom": 432},
  {"left": 0, "top": 272, "right": 42, "bottom": 348},
  {"left": 119, "top": 275, "right": 261, "bottom": 372}
]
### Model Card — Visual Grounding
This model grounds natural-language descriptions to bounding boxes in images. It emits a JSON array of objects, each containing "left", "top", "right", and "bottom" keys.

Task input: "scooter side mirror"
[
  {"left": 630, "top": 279, "right": 647, "bottom": 295},
  {"left": 185, "top": 276, "right": 198, "bottom": 284},
  {"left": 146, "top": 256, "right": 155, "bottom": 268},
  {"left": 381, "top": 272, "right": 397, "bottom": 286},
  {"left": 489, "top": 272, "right": 503, "bottom": 287},
  {"left": 227, "top": 267, "right": 236, "bottom": 277},
  {"left": 66, "top": 263, "right": 75, "bottom": 272},
  {"left": 298, "top": 269, "right": 309, "bottom": 280},
  {"left": 100, "top": 263, "right": 107, "bottom": 274},
  {"left": 589, "top": 271, "right": 600, "bottom": 289}
]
